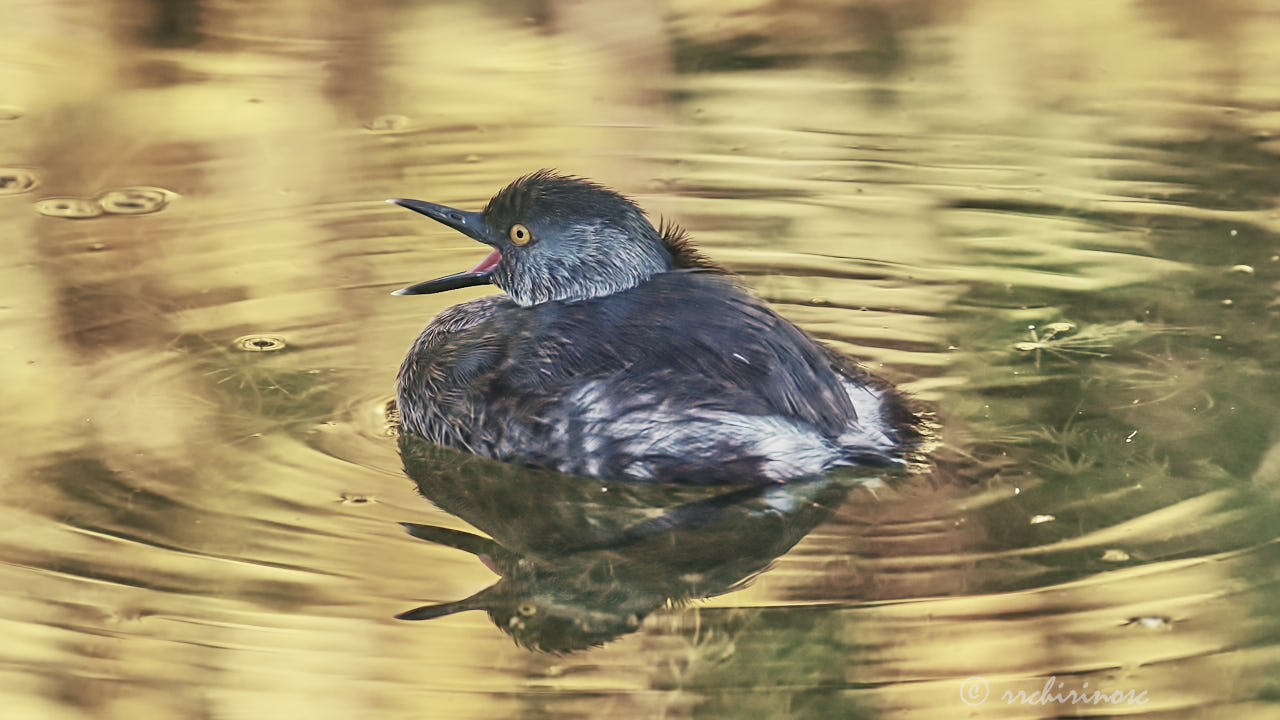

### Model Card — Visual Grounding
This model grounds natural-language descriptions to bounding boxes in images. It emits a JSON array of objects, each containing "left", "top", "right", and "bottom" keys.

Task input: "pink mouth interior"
[
  {"left": 478, "top": 553, "right": 502, "bottom": 575},
  {"left": 468, "top": 249, "right": 502, "bottom": 274}
]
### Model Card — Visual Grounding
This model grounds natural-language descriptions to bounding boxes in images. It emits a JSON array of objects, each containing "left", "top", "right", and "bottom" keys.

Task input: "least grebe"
[{"left": 389, "top": 170, "right": 917, "bottom": 484}]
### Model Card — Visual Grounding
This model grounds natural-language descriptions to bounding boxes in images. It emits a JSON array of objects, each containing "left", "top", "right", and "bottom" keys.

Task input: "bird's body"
[{"left": 390, "top": 171, "right": 917, "bottom": 484}]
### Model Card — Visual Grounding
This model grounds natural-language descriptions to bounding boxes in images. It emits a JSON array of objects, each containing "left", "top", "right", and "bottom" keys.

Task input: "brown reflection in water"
[{"left": 0, "top": 0, "right": 1277, "bottom": 719}]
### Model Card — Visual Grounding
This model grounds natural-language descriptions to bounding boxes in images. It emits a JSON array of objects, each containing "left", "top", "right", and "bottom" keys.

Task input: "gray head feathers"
[{"left": 483, "top": 170, "right": 677, "bottom": 306}]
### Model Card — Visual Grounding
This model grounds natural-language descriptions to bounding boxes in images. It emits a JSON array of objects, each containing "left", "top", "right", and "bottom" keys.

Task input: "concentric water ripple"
[{"left": 2, "top": 1, "right": 1278, "bottom": 718}]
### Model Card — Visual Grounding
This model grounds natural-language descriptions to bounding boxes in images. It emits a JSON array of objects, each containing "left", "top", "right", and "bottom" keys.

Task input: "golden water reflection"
[{"left": 1, "top": 0, "right": 1278, "bottom": 718}]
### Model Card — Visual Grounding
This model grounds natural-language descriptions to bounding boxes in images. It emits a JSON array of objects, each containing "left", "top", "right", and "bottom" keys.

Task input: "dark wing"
[{"left": 502, "top": 271, "right": 856, "bottom": 435}]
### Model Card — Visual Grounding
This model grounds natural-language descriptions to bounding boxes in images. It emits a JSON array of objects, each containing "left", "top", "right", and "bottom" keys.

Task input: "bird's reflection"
[{"left": 396, "top": 434, "right": 884, "bottom": 652}]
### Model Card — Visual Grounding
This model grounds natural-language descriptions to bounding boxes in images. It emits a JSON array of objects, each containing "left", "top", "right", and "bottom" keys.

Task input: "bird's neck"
[{"left": 498, "top": 243, "right": 673, "bottom": 307}]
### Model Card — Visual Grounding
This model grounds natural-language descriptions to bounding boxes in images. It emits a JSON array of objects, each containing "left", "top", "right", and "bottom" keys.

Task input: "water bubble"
[
  {"left": 97, "top": 186, "right": 175, "bottom": 215},
  {"left": 233, "top": 334, "right": 287, "bottom": 352},
  {"left": 365, "top": 114, "right": 409, "bottom": 132},
  {"left": 0, "top": 168, "right": 39, "bottom": 196},
  {"left": 1123, "top": 615, "right": 1172, "bottom": 630},
  {"left": 1039, "top": 321, "right": 1076, "bottom": 340},
  {"left": 34, "top": 197, "right": 103, "bottom": 218}
]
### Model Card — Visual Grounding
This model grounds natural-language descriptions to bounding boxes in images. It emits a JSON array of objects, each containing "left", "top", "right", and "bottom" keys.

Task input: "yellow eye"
[
  {"left": 517, "top": 603, "right": 537, "bottom": 616},
  {"left": 509, "top": 223, "right": 532, "bottom": 246}
]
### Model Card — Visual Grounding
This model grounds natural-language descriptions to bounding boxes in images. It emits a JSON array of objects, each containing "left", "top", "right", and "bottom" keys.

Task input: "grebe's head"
[{"left": 389, "top": 170, "right": 673, "bottom": 306}]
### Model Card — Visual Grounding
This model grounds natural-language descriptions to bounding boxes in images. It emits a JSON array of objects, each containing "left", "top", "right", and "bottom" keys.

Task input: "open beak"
[
  {"left": 396, "top": 584, "right": 499, "bottom": 621},
  {"left": 387, "top": 198, "right": 500, "bottom": 295},
  {"left": 395, "top": 522, "right": 509, "bottom": 621}
]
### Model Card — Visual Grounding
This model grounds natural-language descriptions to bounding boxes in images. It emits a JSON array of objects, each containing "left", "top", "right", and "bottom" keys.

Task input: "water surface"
[{"left": 2, "top": 1, "right": 1279, "bottom": 718}]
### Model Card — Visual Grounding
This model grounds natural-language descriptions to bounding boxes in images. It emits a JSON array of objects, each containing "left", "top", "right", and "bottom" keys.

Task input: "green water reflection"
[{"left": 0, "top": 0, "right": 1278, "bottom": 718}]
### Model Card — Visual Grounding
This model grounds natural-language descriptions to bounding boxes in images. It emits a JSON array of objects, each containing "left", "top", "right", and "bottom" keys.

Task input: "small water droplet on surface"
[
  {"left": 1029, "top": 514, "right": 1055, "bottom": 525},
  {"left": 1039, "top": 321, "right": 1076, "bottom": 339},
  {"left": 233, "top": 334, "right": 287, "bottom": 352},
  {"left": 1124, "top": 615, "right": 1172, "bottom": 630},
  {"left": 0, "top": 168, "right": 39, "bottom": 195},
  {"left": 365, "top": 114, "right": 409, "bottom": 132},
  {"left": 1228, "top": 264, "right": 1254, "bottom": 275},
  {"left": 97, "top": 186, "right": 175, "bottom": 215},
  {"left": 35, "top": 197, "right": 103, "bottom": 218},
  {"left": 1101, "top": 548, "right": 1131, "bottom": 562}
]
